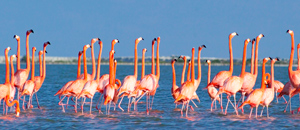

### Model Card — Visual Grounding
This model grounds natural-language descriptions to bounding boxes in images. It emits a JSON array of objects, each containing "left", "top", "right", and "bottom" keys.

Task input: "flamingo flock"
[{"left": 1, "top": 29, "right": 300, "bottom": 119}]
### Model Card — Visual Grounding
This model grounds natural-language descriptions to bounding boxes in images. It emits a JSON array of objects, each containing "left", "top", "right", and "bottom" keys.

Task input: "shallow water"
[{"left": 0, "top": 64, "right": 299, "bottom": 129}]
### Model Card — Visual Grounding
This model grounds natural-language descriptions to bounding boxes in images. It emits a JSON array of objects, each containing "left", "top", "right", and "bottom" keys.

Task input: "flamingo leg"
[
  {"left": 118, "top": 96, "right": 124, "bottom": 111},
  {"left": 175, "top": 103, "right": 177, "bottom": 109},
  {"left": 108, "top": 101, "right": 111, "bottom": 115},
  {"left": 22, "top": 96, "right": 26, "bottom": 110},
  {"left": 225, "top": 97, "right": 229, "bottom": 115},
  {"left": 289, "top": 95, "right": 292, "bottom": 113},
  {"left": 66, "top": 97, "right": 70, "bottom": 109},
  {"left": 95, "top": 94, "right": 102, "bottom": 111},
  {"left": 90, "top": 97, "right": 93, "bottom": 114},
  {"left": 191, "top": 100, "right": 198, "bottom": 108},
  {"left": 282, "top": 96, "right": 287, "bottom": 104},
  {"left": 215, "top": 100, "right": 217, "bottom": 109},
  {"left": 135, "top": 92, "right": 147, "bottom": 104},
  {"left": 99, "top": 97, "right": 104, "bottom": 114},
  {"left": 58, "top": 95, "right": 66, "bottom": 112},
  {"left": 249, "top": 107, "right": 253, "bottom": 118},
  {"left": 233, "top": 94, "right": 238, "bottom": 115},
  {"left": 150, "top": 95, "right": 155, "bottom": 110},
  {"left": 35, "top": 92, "right": 41, "bottom": 109},
  {"left": 75, "top": 97, "right": 78, "bottom": 113},
  {"left": 210, "top": 99, "right": 213, "bottom": 111},
  {"left": 284, "top": 97, "right": 291, "bottom": 112},
  {"left": 128, "top": 97, "right": 131, "bottom": 112},
  {"left": 186, "top": 101, "right": 190, "bottom": 117},
  {"left": 255, "top": 106, "right": 258, "bottom": 118},
  {"left": 220, "top": 93, "right": 223, "bottom": 113},
  {"left": 181, "top": 103, "right": 185, "bottom": 116},
  {"left": 276, "top": 91, "right": 278, "bottom": 103},
  {"left": 260, "top": 106, "right": 265, "bottom": 117},
  {"left": 146, "top": 94, "right": 149, "bottom": 115},
  {"left": 267, "top": 106, "right": 269, "bottom": 118}
]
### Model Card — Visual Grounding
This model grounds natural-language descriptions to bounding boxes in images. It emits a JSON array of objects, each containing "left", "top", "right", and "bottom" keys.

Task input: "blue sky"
[{"left": 0, "top": 1, "right": 299, "bottom": 59}]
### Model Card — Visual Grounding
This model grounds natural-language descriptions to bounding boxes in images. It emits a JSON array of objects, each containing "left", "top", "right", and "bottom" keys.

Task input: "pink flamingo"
[
  {"left": 239, "top": 34, "right": 264, "bottom": 110},
  {"left": 103, "top": 50, "right": 117, "bottom": 115},
  {"left": 287, "top": 30, "right": 300, "bottom": 90},
  {"left": 206, "top": 60, "right": 220, "bottom": 111},
  {"left": 14, "top": 30, "right": 34, "bottom": 103},
  {"left": 33, "top": 42, "right": 50, "bottom": 108},
  {"left": 205, "top": 32, "right": 238, "bottom": 112},
  {"left": 21, "top": 47, "right": 37, "bottom": 109},
  {"left": 9, "top": 55, "right": 16, "bottom": 104},
  {"left": 61, "top": 44, "right": 90, "bottom": 113},
  {"left": 260, "top": 57, "right": 279, "bottom": 117},
  {"left": 78, "top": 39, "right": 103, "bottom": 114},
  {"left": 213, "top": 39, "right": 250, "bottom": 115},
  {"left": 117, "top": 37, "right": 144, "bottom": 112},
  {"left": 174, "top": 47, "right": 196, "bottom": 117},
  {"left": 0, "top": 47, "right": 20, "bottom": 117},
  {"left": 239, "top": 57, "right": 270, "bottom": 118},
  {"left": 78, "top": 38, "right": 100, "bottom": 80}
]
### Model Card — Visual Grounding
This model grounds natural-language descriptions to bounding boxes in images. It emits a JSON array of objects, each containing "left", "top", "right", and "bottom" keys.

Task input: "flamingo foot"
[
  {"left": 297, "top": 107, "right": 300, "bottom": 114},
  {"left": 291, "top": 110, "right": 294, "bottom": 114},
  {"left": 284, "top": 101, "right": 288, "bottom": 104},
  {"left": 241, "top": 108, "right": 244, "bottom": 114},
  {"left": 190, "top": 106, "right": 194, "bottom": 111},
  {"left": 284, "top": 110, "right": 286, "bottom": 113},
  {"left": 30, "top": 105, "right": 33, "bottom": 109}
]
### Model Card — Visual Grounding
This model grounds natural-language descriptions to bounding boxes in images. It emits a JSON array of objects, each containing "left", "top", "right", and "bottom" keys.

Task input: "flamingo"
[
  {"left": 213, "top": 39, "right": 250, "bottom": 115},
  {"left": 260, "top": 57, "right": 279, "bottom": 117},
  {"left": 103, "top": 50, "right": 117, "bottom": 115},
  {"left": 265, "top": 74, "right": 286, "bottom": 103},
  {"left": 9, "top": 55, "right": 16, "bottom": 104},
  {"left": 174, "top": 47, "right": 196, "bottom": 117},
  {"left": 21, "top": 47, "right": 37, "bottom": 109},
  {"left": 0, "top": 47, "right": 20, "bottom": 117},
  {"left": 78, "top": 38, "right": 100, "bottom": 80},
  {"left": 61, "top": 44, "right": 91, "bottom": 113},
  {"left": 96, "top": 39, "right": 119, "bottom": 112},
  {"left": 117, "top": 37, "right": 144, "bottom": 112},
  {"left": 287, "top": 30, "right": 300, "bottom": 90},
  {"left": 14, "top": 29, "right": 34, "bottom": 103},
  {"left": 54, "top": 51, "right": 83, "bottom": 112},
  {"left": 239, "top": 57, "right": 270, "bottom": 118},
  {"left": 206, "top": 60, "right": 220, "bottom": 111},
  {"left": 238, "top": 34, "right": 264, "bottom": 111},
  {"left": 194, "top": 45, "right": 206, "bottom": 90},
  {"left": 78, "top": 39, "right": 103, "bottom": 114},
  {"left": 33, "top": 41, "right": 50, "bottom": 108},
  {"left": 112, "top": 59, "right": 122, "bottom": 111},
  {"left": 205, "top": 32, "right": 238, "bottom": 112}
]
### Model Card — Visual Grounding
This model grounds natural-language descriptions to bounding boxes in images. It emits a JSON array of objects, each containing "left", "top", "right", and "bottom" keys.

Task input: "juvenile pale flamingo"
[
  {"left": 14, "top": 30, "right": 34, "bottom": 103},
  {"left": 103, "top": 50, "right": 117, "bottom": 115},
  {"left": 62, "top": 44, "right": 90, "bottom": 113},
  {"left": 239, "top": 57, "right": 270, "bottom": 118},
  {"left": 239, "top": 34, "right": 264, "bottom": 111},
  {"left": 78, "top": 38, "right": 100, "bottom": 80},
  {"left": 205, "top": 32, "right": 238, "bottom": 111},
  {"left": 78, "top": 39, "right": 103, "bottom": 114},
  {"left": 21, "top": 47, "right": 37, "bottom": 109},
  {"left": 260, "top": 58, "right": 278, "bottom": 117},
  {"left": 174, "top": 47, "right": 196, "bottom": 117},
  {"left": 213, "top": 38, "right": 250, "bottom": 115},
  {"left": 33, "top": 41, "right": 50, "bottom": 108},
  {"left": 206, "top": 60, "right": 220, "bottom": 111},
  {"left": 117, "top": 37, "right": 143, "bottom": 112}
]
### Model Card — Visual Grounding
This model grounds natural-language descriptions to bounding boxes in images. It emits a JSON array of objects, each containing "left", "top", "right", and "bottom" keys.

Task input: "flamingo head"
[
  {"left": 152, "top": 38, "right": 157, "bottom": 45},
  {"left": 297, "top": 43, "right": 300, "bottom": 48},
  {"left": 38, "top": 51, "right": 43, "bottom": 56},
  {"left": 91, "top": 38, "right": 100, "bottom": 45},
  {"left": 135, "top": 37, "right": 144, "bottom": 44},
  {"left": 16, "top": 107, "right": 20, "bottom": 117},
  {"left": 287, "top": 30, "right": 293, "bottom": 35},
  {"left": 275, "top": 57, "right": 280, "bottom": 61},
  {"left": 11, "top": 54, "right": 16, "bottom": 59},
  {"left": 199, "top": 45, "right": 206, "bottom": 51},
  {"left": 32, "top": 47, "right": 37, "bottom": 52},
  {"left": 251, "top": 38, "right": 255, "bottom": 44},
  {"left": 142, "top": 48, "right": 147, "bottom": 53},
  {"left": 78, "top": 51, "right": 83, "bottom": 56},
  {"left": 44, "top": 41, "right": 51, "bottom": 47},
  {"left": 263, "top": 57, "right": 271, "bottom": 63},
  {"left": 230, "top": 32, "right": 238, "bottom": 38},
  {"left": 13, "top": 35, "right": 20, "bottom": 41},
  {"left": 84, "top": 44, "right": 91, "bottom": 50},
  {"left": 5, "top": 47, "right": 11, "bottom": 52},
  {"left": 157, "top": 37, "right": 161, "bottom": 43},
  {"left": 258, "top": 34, "right": 265, "bottom": 39},
  {"left": 245, "top": 38, "right": 251, "bottom": 43},
  {"left": 206, "top": 60, "right": 211, "bottom": 65},
  {"left": 171, "top": 58, "right": 177, "bottom": 64},
  {"left": 26, "top": 29, "right": 34, "bottom": 35}
]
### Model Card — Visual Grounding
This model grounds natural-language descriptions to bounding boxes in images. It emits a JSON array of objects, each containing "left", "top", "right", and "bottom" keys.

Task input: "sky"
[{"left": 0, "top": 1, "right": 299, "bottom": 60}]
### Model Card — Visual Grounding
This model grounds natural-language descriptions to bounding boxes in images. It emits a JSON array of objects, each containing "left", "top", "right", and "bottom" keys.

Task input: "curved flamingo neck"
[
  {"left": 207, "top": 62, "right": 211, "bottom": 84},
  {"left": 197, "top": 47, "right": 203, "bottom": 81},
  {"left": 39, "top": 52, "right": 42, "bottom": 76},
  {"left": 156, "top": 38, "right": 160, "bottom": 79},
  {"left": 91, "top": 42, "right": 96, "bottom": 80},
  {"left": 26, "top": 34, "right": 30, "bottom": 72},
  {"left": 10, "top": 56, "right": 15, "bottom": 85},
  {"left": 77, "top": 52, "right": 82, "bottom": 78},
  {"left": 5, "top": 50, "right": 9, "bottom": 84},
  {"left": 42, "top": 45, "right": 48, "bottom": 81},
  {"left": 31, "top": 49, "right": 35, "bottom": 80},
  {"left": 229, "top": 35, "right": 233, "bottom": 73},
  {"left": 83, "top": 47, "right": 88, "bottom": 80},
  {"left": 254, "top": 37, "right": 262, "bottom": 77},
  {"left": 181, "top": 57, "right": 187, "bottom": 84},
  {"left": 141, "top": 50, "right": 146, "bottom": 79},
  {"left": 134, "top": 42, "right": 139, "bottom": 78},
  {"left": 96, "top": 41, "right": 103, "bottom": 81},
  {"left": 172, "top": 61, "right": 176, "bottom": 87},
  {"left": 109, "top": 51, "right": 114, "bottom": 85},
  {"left": 16, "top": 39, "right": 21, "bottom": 70},
  {"left": 251, "top": 40, "right": 255, "bottom": 74},
  {"left": 191, "top": 48, "right": 195, "bottom": 83},
  {"left": 187, "top": 61, "right": 191, "bottom": 81},
  {"left": 289, "top": 33, "right": 295, "bottom": 74},
  {"left": 152, "top": 41, "right": 155, "bottom": 75},
  {"left": 270, "top": 60, "right": 275, "bottom": 88},
  {"left": 261, "top": 60, "right": 267, "bottom": 90},
  {"left": 240, "top": 40, "right": 249, "bottom": 78}
]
